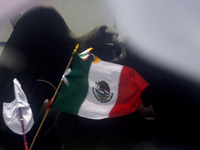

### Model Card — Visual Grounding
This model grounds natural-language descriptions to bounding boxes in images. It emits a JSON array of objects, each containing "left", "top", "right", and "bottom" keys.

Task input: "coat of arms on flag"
[{"left": 92, "top": 80, "right": 113, "bottom": 103}]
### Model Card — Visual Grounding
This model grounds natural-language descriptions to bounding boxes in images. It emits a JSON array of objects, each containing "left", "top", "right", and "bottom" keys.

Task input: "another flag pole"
[
  {"left": 19, "top": 107, "right": 29, "bottom": 150},
  {"left": 29, "top": 44, "right": 79, "bottom": 150}
]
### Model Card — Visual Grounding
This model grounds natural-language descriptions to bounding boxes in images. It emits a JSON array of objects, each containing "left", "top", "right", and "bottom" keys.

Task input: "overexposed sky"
[
  {"left": 108, "top": 0, "right": 200, "bottom": 83},
  {"left": 1, "top": 0, "right": 200, "bottom": 82}
]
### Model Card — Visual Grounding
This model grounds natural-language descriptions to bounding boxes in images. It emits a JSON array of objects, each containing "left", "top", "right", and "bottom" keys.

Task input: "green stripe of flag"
[{"left": 51, "top": 55, "right": 94, "bottom": 115}]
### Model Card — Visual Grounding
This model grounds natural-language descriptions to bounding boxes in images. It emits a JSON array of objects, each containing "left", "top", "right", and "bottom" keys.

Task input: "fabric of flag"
[
  {"left": 3, "top": 78, "right": 34, "bottom": 135},
  {"left": 52, "top": 52, "right": 149, "bottom": 120}
]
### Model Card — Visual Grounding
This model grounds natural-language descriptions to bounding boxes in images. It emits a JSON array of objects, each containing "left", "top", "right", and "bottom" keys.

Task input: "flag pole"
[
  {"left": 29, "top": 44, "right": 79, "bottom": 150},
  {"left": 19, "top": 107, "right": 29, "bottom": 150}
]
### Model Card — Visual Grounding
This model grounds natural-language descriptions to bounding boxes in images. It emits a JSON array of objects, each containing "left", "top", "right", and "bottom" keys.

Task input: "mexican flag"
[{"left": 51, "top": 51, "right": 149, "bottom": 119}]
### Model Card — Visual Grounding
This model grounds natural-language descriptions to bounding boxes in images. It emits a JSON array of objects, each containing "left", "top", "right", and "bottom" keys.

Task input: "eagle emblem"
[{"left": 92, "top": 81, "right": 113, "bottom": 103}]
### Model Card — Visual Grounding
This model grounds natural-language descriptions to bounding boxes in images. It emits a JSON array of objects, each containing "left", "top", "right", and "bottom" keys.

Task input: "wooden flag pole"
[{"left": 29, "top": 44, "right": 79, "bottom": 150}]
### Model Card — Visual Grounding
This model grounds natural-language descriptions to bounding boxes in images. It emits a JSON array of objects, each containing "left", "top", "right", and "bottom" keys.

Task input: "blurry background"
[
  {"left": 1, "top": 1, "right": 200, "bottom": 149},
  {"left": 1, "top": 0, "right": 200, "bottom": 84}
]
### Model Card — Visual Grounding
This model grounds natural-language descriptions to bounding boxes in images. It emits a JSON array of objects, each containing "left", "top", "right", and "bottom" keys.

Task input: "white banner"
[{"left": 3, "top": 78, "right": 34, "bottom": 135}]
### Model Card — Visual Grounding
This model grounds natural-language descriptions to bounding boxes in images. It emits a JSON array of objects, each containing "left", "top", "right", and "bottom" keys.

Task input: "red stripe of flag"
[{"left": 109, "top": 66, "right": 149, "bottom": 118}]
